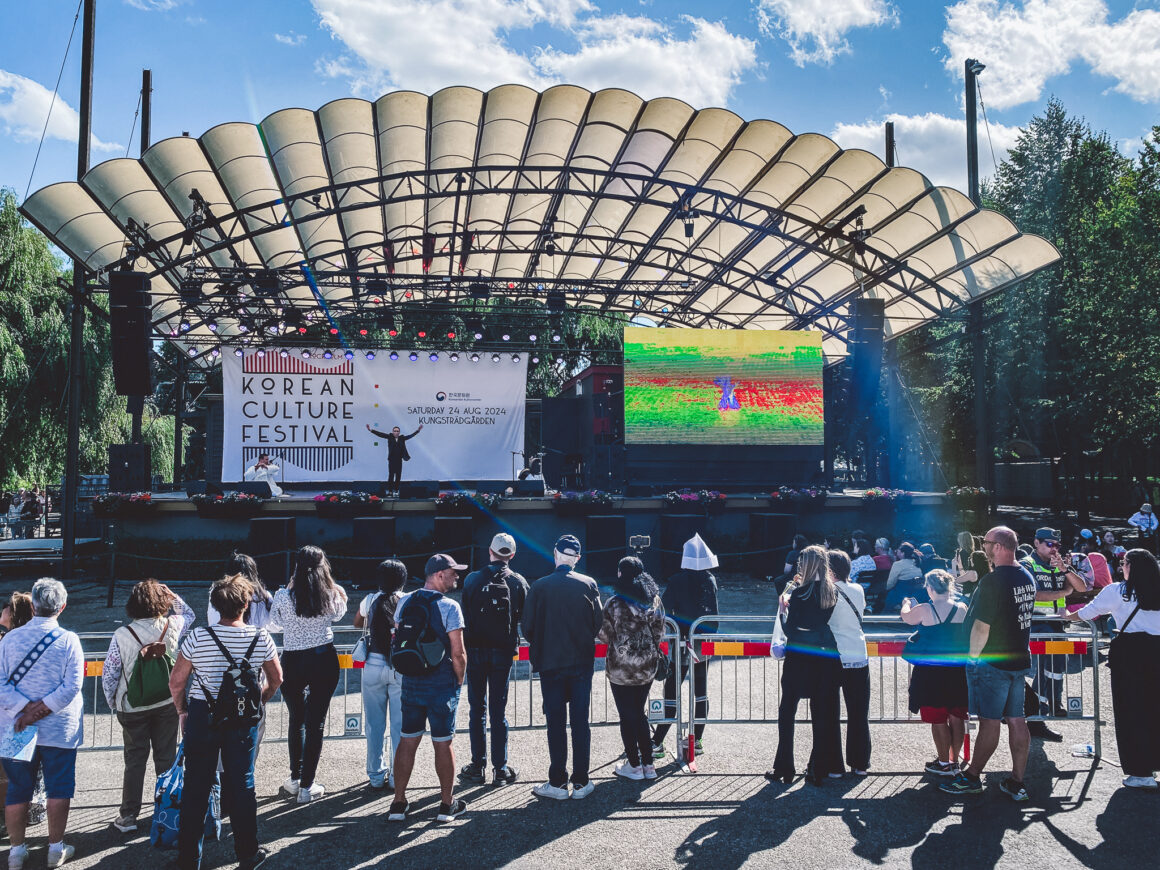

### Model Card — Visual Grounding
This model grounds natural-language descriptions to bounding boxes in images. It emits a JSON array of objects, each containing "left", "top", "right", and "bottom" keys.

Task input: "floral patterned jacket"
[{"left": 597, "top": 595, "right": 665, "bottom": 686}]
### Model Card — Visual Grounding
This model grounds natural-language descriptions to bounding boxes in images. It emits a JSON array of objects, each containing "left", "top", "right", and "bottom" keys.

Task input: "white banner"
[{"left": 221, "top": 351, "right": 527, "bottom": 482}]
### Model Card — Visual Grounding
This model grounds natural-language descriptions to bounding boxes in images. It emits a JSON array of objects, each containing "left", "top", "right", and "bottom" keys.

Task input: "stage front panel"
[
  {"left": 221, "top": 352, "right": 526, "bottom": 482},
  {"left": 623, "top": 327, "right": 823, "bottom": 446}
]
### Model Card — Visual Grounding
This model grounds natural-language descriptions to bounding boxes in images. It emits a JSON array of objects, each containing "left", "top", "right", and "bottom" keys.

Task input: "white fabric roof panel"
[{"left": 18, "top": 83, "right": 1059, "bottom": 364}]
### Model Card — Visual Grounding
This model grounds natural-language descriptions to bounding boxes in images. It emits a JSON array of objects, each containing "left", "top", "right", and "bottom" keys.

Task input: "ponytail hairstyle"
[
  {"left": 289, "top": 545, "right": 339, "bottom": 617},
  {"left": 796, "top": 544, "right": 837, "bottom": 609},
  {"left": 224, "top": 550, "right": 271, "bottom": 617},
  {"left": 615, "top": 556, "right": 660, "bottom": 607}
]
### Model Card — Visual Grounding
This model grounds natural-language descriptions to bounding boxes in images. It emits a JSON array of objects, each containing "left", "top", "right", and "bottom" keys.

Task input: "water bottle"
[{"left": 1071, "top": 743, "right": 1096, "bottom": 758}]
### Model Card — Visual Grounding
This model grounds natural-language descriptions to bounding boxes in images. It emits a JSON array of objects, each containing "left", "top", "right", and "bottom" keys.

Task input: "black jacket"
[
  {"left": 521, "top": 565, "right": 602, "bottom": 674},
  {"left": 461, "top": 560, "right": 529, "bottom": 653},
  {"left": 661, "top": 569, "right": 719, "bottom": 637},
  {"left": 369, "top": 428, "right": 419, "bottom": 462}
]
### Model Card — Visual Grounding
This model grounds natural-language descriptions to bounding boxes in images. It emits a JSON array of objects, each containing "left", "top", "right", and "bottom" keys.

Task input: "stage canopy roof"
[{"left": 21, "top": 84, "right": 1059, "bottom": 365}]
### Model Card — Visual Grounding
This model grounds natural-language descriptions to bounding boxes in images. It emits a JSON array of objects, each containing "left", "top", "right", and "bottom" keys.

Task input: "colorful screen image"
[{"left": 623, "top": 327, "right": 824, "bottom": 445}]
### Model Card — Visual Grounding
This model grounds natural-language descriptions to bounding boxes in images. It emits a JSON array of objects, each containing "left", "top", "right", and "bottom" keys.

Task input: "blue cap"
[
  {"left": 1080, "top": 528, "right": 1093, "bottom": 539},
  {"left": 554, "top": 534, "right": 581, "bottom": 557}
]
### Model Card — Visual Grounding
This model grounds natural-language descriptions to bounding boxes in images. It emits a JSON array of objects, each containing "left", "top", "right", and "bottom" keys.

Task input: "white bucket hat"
[{"left": 681, "top": 533, "right": 719, "bottom": 571}]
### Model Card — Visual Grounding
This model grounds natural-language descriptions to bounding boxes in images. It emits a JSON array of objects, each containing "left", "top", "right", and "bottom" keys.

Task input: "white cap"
[
  {"left": 681, "top": 533, "right": 718, "bottom": 571},
  {"left": 490, "top": 532, "right": 516, "bottom": 556}
]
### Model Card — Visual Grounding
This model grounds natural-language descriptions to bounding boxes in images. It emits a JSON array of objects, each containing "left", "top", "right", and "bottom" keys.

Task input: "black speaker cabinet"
[
  {"left": 661, "top": 514, "right": 708, "bottom": 578},
  {"left": 585, "top": 514, "right": 625, "bottom": 582},
  {"left": 353, "top": 517, "right": 397, "bottom": 589},
  {"left": 108, "top": 443, "right": 151, "bottom": 492},
  {"left": 399, "top": 480, "right": 440, "bottom": 499},
  {"left": 748, "top": 513, "right": 798, "bottom": 577},
  {"left": 109, "top": 271, "right": 153, "bottom": 397},
  {"left": 433, "top": 516, "right": 474, "bottom": 577},
  {"left": 249, "top": 517, "right": 295, "bottom": 590}
]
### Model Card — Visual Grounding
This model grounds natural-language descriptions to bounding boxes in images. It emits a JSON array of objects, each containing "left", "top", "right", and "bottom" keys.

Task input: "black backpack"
[
  {"left": 468, "top": 565, "right": 514, "bottom": 649},
  {"left": 195, "top": 628, "right": 263, "bottom": 731},
  {"left": 390, "top": 590, "right": 449, "bottom": 677},
  {"left": 368, "top": 591, "right": 398, "bottom": 657}
]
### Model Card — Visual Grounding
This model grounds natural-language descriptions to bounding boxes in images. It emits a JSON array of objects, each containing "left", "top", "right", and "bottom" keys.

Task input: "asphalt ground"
[{"left": 1, "top": 578, "right": 1156, "bottom": 868}]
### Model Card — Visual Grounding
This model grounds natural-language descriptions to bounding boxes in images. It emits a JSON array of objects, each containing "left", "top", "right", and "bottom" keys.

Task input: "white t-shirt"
[
  {"left": 180, "top": 624, "right": 277, "bottom": 702},
  {"left": 207, "top": 598, "right": 279, "bottom": 632},
  {"left": 1078, "top": 582, "right": 1160, "bottom": 635},
  {"left": 393, "top": 590, "right": 464, "bottom": 635}
]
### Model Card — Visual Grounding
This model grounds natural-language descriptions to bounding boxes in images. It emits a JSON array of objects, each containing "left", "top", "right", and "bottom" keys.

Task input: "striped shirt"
[{"left": 180, "top": 625, "right": 277, "bottom": 702}]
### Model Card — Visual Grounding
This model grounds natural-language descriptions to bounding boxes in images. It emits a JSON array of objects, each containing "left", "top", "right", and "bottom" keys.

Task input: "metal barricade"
[{"left": 684, "top": 613, "right": 1102, "bottom": 760}]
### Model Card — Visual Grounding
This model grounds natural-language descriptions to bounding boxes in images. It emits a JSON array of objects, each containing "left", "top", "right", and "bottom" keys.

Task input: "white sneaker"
[
  {"left": 571, "top": 781, "right": 595, "bottom": 799},
  {"left": 282, "top": 777, "right": 300, "bottom": 796},
  {"left": 8, "top": 844, "right": 28, "bottom": 870},
  {"left": 297, "top": 783, "right": 325, "bottom": 803},
  {"left": 615, "top": 763, "right": 644, "bottom": 780},
  {"left": 532, "top": 782, "right": 570, "bottom": 801},
  {"left": 1123, "top": 775, "right": 1159, "bottom": 789},
  {"left": 46, "top": 845, "right": 74, "bottom": 868},
  {"left": 642, "top": 764, "right": 658, "bottom": 780}
]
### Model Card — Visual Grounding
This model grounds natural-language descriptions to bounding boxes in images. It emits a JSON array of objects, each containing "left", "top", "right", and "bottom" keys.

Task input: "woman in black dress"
[{"left": 766, "top": 545, "right": 843, "bottom": 784}]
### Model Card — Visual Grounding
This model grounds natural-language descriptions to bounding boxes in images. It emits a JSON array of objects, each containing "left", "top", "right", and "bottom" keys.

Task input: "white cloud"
[
  {"left": 942, "top": 0, "right": 1160, "bottom": 110},
  {"left": 274, "top": 31, "right": 308, "bottom": 46},
  {"left": 311, "top": 0, "right": 758, "bottom": 107},
  {"left": 831, "top": 111, "right": 1022, "bottom": 191},
  {"left": 0, "top": 69, "right": 122, "bottom": 153},
  {"left": 125, "top": 0, "right": 181, "bottom": 9},
  {"left": 754, "top": 0, "right": 898, "bottom": 65}
]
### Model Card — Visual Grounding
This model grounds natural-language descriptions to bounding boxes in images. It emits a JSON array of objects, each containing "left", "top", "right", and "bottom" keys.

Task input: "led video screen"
[{"left": 623, "top": 327, "right": 824, "bottom": 445}]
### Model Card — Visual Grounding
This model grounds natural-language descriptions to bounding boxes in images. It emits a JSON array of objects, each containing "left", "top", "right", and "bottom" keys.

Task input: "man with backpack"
[
  {"left": 388, "top": 554, "right": 469, "bottom": 823},
  {"left": 168, "top": 574, "right": 283, "bottom": 870},
  {"left": 522, "top": 534, "right": 603, "bottom": 800},
  {"left": 458, "top": 533, "right": 529, "bottom": 786}
]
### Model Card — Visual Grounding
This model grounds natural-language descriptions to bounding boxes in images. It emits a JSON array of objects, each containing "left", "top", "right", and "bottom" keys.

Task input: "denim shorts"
[
  {"left": 400, "top": 680, "right": 461, "bottom": 742},
  {"left": 967, "top": 661, "right": 1030, "bottom": 721},
  {"left": 2, "top": 746, "right": 78, "bottom": 804}
]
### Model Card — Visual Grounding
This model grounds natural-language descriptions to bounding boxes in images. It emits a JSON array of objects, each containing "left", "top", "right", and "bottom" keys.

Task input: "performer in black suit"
[{"left": 366, "top": 423, "right": 423, "bottom": 494}]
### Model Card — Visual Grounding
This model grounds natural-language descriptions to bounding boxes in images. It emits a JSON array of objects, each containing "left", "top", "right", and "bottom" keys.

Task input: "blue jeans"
[
  {"left": 466, "top": 647, "right": 514, "bottom": 769},
  {"left": 179, "top": 699, "right": 259, "bottom": 870},
  {"left": 362, "top": 653, "right": 403, "bottom": 785},
  {"left": 967, "top": 661, "right": 1031, "bottom": 721},
  {"left": 540, "top": 661, "right": 594, "bottom": 788}
]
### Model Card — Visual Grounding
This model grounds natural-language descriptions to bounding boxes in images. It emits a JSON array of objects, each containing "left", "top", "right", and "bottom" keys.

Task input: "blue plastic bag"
[{"left": 150, "top": 743, "right": 221, "bottom": 850}]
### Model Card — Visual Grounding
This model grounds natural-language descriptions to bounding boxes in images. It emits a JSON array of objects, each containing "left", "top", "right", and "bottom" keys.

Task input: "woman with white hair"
[
  {"left": 651, "top": 534, "right": 719, "bottom": 761},
  {"left": 0, "top": 578, "right": 84, "bottom": 869}
]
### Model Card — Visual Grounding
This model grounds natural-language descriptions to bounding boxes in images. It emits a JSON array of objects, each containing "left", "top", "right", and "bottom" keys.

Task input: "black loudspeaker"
[
  {"left": 585, "top": 514, "right": 625, "bottom": 582},
  {"left": 109, "top": 443, "right": 151, "bottom": 492},
  {"left": 434, "top": 516, "right": 474, "bottom": 576},
  {"left": 748, "top": 513, "right": 798, "bottom": 576},
  {"left": 249, "top": 517, "right": 295, "bottom": 589},
  {"left": 661, "top": 514, "right": 708, "bottom": 579},
  {"left": 511, "top": 480, "right": 545, "bottom": 496},
  {"left": 109, "top": 271, "right": 153, "bottom": 397},
  {"left": 626, "top": 483, "right": 652, "bottom": 497},
  {"left": 233, "top": 481, "right": 272, "bottom": 498},
  {"left": 849, "top": 298, "right": 886, "bottom": 415},
  {"left": 353, "top": 517, "right": 396, "bottom": 589},
  {"left": 352, "top": 481, "right": 385, "bottom": 496},
  {"left": 400, "top": 480, "right": 440, "bottom": 499}
]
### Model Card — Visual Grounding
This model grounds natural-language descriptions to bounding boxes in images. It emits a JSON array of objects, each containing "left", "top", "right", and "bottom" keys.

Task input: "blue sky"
[{"left": 1, "top": 0, "right": 1157, "bottom": 204}]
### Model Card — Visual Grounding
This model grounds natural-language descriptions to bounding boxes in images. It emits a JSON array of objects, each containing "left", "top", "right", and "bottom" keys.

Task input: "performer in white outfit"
[{"left": 244, "top": 453, "right": 283, "bottom": 497}]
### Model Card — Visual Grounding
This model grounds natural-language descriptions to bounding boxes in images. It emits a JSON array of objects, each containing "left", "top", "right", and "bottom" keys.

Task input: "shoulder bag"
[
  {"left": 351, "top": 593, "right": 378, "bottom": 665},
  {"left": 1106, "top": 603, "right": 1142, "bottom": 670}
]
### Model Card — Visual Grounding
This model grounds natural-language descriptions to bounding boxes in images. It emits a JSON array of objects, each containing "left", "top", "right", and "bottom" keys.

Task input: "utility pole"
[
  {"left": 62, "top": 0, "right": 95, "bottom": 579},
  {"left": 965, "top": 58, "right": 990, "bottom": 495}
]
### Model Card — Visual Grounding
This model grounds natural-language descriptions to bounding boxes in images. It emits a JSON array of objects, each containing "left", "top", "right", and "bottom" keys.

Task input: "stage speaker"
[
  {"left": 249, "top": 517, "right": 295, "bottom": 589},
  {"left": 353, "top": 516, "right": 397, "bottom": 588},
  {"left": 585, "top": 514, "right": 625, "bottom": 581},
  {"left": 849, "top": 298, "right": 886, "bottom": 415},
  {"left": 474, "top": 480, "right": 509, "bottom": 494},
  {"left": 626, "top": 483, "right": 652, "bottom": 497},
  {"left": 541, "top": 397, "right": 583, "bottom": 487},
  {"left": 234, "top": 481, "right": 272, "bottom": 498},
  {"left": 400, "top": 480, "right": 440, "bottom": 499},
  {"left": 434, "top": 516, "right": 474, "bottom": 576},
  {"left": 661, "top": 514, "right": 708, "bottom": 578},
  {"left": 108, "top": 443, "right": 151, "bottom": 492},
  {"left": 109, "top": 271, "right": 153, "bottom": 397},
  {"left": 748, "top": 513, "right": 797, "bottom": 576},
  {"left": 512, "top": 480, "right": 544, "bottom": 496}
]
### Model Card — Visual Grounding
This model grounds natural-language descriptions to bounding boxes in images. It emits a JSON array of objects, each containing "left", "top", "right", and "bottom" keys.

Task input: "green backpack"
[{"left": 125, "top": 621, "right": 176, "bottom": 708}]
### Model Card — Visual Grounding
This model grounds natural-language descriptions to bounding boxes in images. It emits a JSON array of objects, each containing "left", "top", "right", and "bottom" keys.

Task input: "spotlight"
[
  {"left": 389, "top": 351, "right": 399, "bottom": 361},
  {"left": 169, "top": 329, "right": 177, "bottom": 337},
  {"left": 528, "top": 333, "right": 537, "bottom": 342},
  {"left": 684, "top": 219, "right": 695, "bottom": 239},
  {"left": 418, "top": 330, "right": 427, "bottom": 338},
  {"left": 234, "top": 348, "right": 244, "bottom": 357},
  {"left": 298, "top": 327, "right": 307, "bottom": 334},
  {"left": 301, "top": 350, "right": 311, "bottom": 358},
  {"left": 429, "top": 352, "right": 439, "bottom": 362},
  {"left": 491, "top": 353, "right": 501, "bottom": 363},
  {"left": 238, "top": 324, "right": 249, "bottom": 333},
  {"left": 555, "top": 356, "right": 564, "bottom": 364},
  {"left": 450, "top": 352, "right": 459, "bottom": 362},
  {"left": 207, "top": 320, "right": 218, "bottom": 332},
  {"left": 256, "top": 349, "right": 266, "bottom": 358},
  {"left": 323, "top": 350, "right": 333, "bottom": 359},
  {"left": 531, "top": 355, "right": 539, "bottom": 363},
  {"left": 365, "top": 351, "right": 376, "bottom": 360},
  {"left": 512, "top": 354, "right": 520, "bottom": 363},
  {"left": 409, "top": 352, "right": 418, "bottom": 362},
  {"left": 179, "top": 319, "right": 191, "bottom": 332},
  {"left": 474, "top": 332, "right": 483, "bottom": 341},
  {"left": 359, "top": 328, "right": 368, "bottom": 336},
  {"left": 187, "top": 347, "right": 197, "bottom": 356},
  {"left": 447, "top": 331, "right": 456, "bottom": 339},
  {"left": 279, "top": 349, "right": 289, "bottom": 358},
  {"left": 329, "top": 327, "right": 338, "bottom": 335},
  {"left": 552, "top": 333, "right": 562, "bottom": 342},
  {"left": 345, "top": 350, "right": 355, "bottom": 360},
  {"left": 470, "top": 353, "right": 480, "bottom": 363},
  {"left": 210, "top": 348, "right": 221, "bottom": 358},
  {"left": 389, "top": 329, "right": 398, "bottom": 337},
  {"left": 502, "top": 333, "right": 510, "bottom": 341}
]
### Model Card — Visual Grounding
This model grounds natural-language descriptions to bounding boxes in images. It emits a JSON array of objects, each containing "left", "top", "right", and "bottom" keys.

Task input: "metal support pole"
[
  {"left": 173, "top": 356, "right": 185, "bottom": 485},
  {"left": 965, "top": 58, "right": 989, "bottom": 492},
  {"left": 129, "top": 68, "right": 152, "bottom": 445},
  {"left": 884, "top": 121, "right": 895, "bottom": 168},
  {"left": 62, "top": 0, "right": 96, "bottom": 580},
  {"left": 965, "top": 59, "right": 982, "bottom": 208}
]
